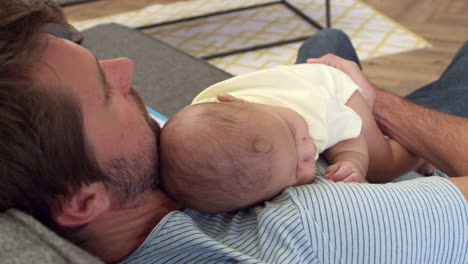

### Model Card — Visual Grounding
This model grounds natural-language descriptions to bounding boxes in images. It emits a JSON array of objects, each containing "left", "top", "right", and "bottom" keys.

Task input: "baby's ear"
[{"left": 217, "top": 94, "right": 245, "bottom": 103}]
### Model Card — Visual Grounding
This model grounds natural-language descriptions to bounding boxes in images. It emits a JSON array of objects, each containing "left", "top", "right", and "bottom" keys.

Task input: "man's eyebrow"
[{"left": 94, "top": 56, "right": 111, "bottom": 102}]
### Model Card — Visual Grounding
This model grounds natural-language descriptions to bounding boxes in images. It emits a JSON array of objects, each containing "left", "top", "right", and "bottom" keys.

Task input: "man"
[
  {"left": 0, "top": 1, "right": 466, "bottom": 263},
  {"left": 1, "top": 1, "right": 179, "bottom": 261}
]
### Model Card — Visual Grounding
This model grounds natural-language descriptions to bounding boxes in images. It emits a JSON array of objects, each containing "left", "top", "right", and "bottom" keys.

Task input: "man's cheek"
[{"left": 130, "top": 87, "right": 147, "bottom": 114}]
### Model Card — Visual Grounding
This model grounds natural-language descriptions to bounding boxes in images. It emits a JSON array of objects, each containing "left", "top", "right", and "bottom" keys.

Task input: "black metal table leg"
[{"left": 58, "top": 0, "right": 98, "bottom": 7}]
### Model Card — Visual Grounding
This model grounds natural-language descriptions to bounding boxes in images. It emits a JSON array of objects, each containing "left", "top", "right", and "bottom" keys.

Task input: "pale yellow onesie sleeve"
[{"left": 192, "top": 64, "right": 362, "bottom": 159}]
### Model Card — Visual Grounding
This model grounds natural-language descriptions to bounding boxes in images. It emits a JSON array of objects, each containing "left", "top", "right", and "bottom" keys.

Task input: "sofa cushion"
[
  {"left": 0, "top": 209, "right": 102, "bottom": 264},
  {"left": 81, "top": 23, "right": 233, "bottom": 117}
]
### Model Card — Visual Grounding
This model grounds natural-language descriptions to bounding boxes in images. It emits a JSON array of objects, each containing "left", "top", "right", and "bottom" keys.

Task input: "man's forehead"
[
  {"left": 35, "top": 33, "right": 112, "bottom": 114},
  {"left": 41, "top": 34, "right": 85, "bottom": 65},
  {"left": 33, "top": 34, "right": 94, "bottom": 89}
]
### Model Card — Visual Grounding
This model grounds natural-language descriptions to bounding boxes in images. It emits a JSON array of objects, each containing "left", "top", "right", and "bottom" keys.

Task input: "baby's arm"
[
  {"left": 307, "top": 57, "right": 427, "bottom": 181},
  {"left": 345, "top": 90, "right": 422, "bottom": 182},
  {"left": 324, "top": 133, "right": 369, "bottom": 182}
]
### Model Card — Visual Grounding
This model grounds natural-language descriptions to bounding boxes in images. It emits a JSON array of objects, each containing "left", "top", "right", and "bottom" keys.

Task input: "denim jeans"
[
  {"left": 405, "top": 42, "right": 468, "bottom": 117},
  {"left": 296, "top": 29, "right": 468, "bottom": 117},
  {"left": 295, "top": 28, "right": 361, "bottom": 67}
]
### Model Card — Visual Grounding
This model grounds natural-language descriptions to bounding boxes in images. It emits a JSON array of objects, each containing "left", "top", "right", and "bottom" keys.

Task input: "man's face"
[{"left": 34, "top": 34, "right": 160, "bottom": 203}]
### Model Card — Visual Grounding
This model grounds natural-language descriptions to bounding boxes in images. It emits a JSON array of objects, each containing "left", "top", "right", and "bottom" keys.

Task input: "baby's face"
[
  {"left": 230, "top": 101, "right": 317, "bottom": 201},
  {"left": 259, "top": 104, "right": 317, "bottom": 188}
]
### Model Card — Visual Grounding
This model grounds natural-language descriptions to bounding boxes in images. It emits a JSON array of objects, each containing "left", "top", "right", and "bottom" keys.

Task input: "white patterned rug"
[{"left": 71, "top": 0, "right": 430, "bottom": 76}]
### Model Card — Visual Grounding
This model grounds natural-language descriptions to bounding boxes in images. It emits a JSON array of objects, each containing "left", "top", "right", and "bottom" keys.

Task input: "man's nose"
[{"left": 99, "top": 58, "right": 134, "bottom": 96}]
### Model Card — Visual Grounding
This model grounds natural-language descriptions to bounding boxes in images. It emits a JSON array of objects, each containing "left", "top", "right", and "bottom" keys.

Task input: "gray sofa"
[{"left": 0, "top": 23, "right": 232, "bottom": 263}]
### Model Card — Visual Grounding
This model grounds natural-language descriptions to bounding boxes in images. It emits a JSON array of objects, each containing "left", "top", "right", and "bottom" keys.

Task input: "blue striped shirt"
[{"left": 121, "top": 170, "right": 467, "bottom": 263}]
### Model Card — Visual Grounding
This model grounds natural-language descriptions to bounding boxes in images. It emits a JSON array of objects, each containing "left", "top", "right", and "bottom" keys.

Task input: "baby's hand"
[{"left": 325, "top": 161, "right": 365, "bottom": 183}]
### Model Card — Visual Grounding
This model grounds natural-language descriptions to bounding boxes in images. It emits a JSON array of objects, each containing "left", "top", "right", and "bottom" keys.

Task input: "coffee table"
[{"left": 137, "top": 0, "right": 331, "bottom": 60}]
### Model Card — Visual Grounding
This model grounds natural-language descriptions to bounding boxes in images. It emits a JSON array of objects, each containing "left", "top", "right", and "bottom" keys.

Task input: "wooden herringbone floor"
[
  {"left": 361, "top": 0, "right": 468, "bottom": 96},
  {"left": 64, "top": 0, "right": 468, "bottom": 96}
]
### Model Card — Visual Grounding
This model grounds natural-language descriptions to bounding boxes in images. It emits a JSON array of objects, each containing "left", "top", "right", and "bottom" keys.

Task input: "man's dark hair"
[{"left": 0, "top": 0, "right": 110, "bottom": 240}]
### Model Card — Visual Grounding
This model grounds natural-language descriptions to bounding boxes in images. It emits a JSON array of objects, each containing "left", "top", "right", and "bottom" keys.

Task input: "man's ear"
[
  {"left": 51, "top": 182, "right": 111, "bottom": 227},
  {"left": 216, "top": 93, "right": 246, "bottom": 103}
]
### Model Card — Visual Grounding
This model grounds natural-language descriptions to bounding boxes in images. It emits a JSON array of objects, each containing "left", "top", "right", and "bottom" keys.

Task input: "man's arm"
[
  {"left": 375, "top": 90, "right": 468, "bottom": 176},
  {"left": 448, "top": 176, "right": 468, "bottom": 202}
]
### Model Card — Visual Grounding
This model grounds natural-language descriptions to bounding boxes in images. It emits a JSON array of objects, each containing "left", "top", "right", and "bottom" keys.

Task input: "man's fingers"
[
  {"left": 306, "top": 53, "right": 359, "bottom": 73},
  {"left": 307, "top": 53, "right": 376, "bottom": 110},
  {"left": 306, "top": 53, "right": 337, "bottom": 66},
  {"left": 216, "top": 93, "right": 245, "bottom": 103}
]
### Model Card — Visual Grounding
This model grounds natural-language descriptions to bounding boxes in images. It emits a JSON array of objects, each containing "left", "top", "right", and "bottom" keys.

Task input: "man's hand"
[
  {"left": 325, "top": 160, "right": 365, "bottom": 183},
  {"left": 307, "top": 54, "right": 376, "bottom": 110},
  {"left": 216, "top": 93, "right": 246, "bottom": 103}
]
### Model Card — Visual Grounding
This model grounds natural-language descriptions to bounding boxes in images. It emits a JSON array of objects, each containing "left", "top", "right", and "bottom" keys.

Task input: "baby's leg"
[{"left": 346, "top": 91, "right": 423, "bottom": 182}]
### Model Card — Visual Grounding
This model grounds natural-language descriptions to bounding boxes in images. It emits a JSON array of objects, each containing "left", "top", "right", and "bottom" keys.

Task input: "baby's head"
[{"left": 160, "top": 98, "right": 317, "bottom": 213}]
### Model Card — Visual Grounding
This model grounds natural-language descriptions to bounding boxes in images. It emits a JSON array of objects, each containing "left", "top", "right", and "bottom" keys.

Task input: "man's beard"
[{"left": 102, "top": 87, "right": 162, "bottom": 206}]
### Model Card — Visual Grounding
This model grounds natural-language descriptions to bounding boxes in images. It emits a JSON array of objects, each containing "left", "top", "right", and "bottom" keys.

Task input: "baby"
[{"left": 159, "top": 63, "right": 429, "bottom": 213}]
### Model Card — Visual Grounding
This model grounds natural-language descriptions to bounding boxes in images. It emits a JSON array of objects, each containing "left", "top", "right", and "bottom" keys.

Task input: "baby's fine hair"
[{"left": 160, "top": 102, "right": 274, "bottom": 213}]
